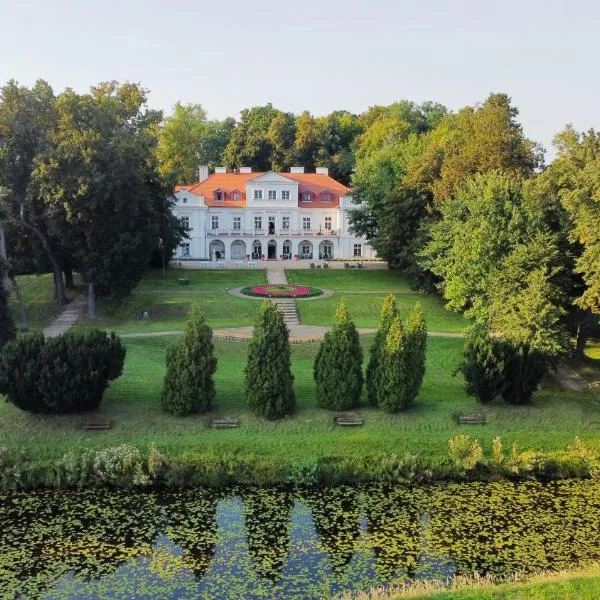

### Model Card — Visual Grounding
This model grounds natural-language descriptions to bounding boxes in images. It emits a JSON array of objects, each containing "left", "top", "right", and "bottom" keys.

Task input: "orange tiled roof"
[{"left": 181, "top": 171, "right": 348, "bottom": 208}]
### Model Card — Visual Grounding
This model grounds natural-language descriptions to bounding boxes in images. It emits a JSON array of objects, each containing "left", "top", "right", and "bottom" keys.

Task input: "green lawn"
[
  {"left": 1, "top": 335, "right": 597, "bottom": 463},
  {"left": 297, "top": 293, "right": 466, "bottom": 332},
  {"left": 9, "top": 273, "right": 81, "bottom": 330},
  {"left": 136, "top": 268, "right": 267, "bottom": 291},
  {"left": 286, "top": 268, "right": 415, "bottom": 292}
]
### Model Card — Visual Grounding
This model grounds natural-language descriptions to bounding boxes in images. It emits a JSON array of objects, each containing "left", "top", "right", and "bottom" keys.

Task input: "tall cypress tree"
[
  {"left": 161, "top": 305, "right": 217, "bottom": 416},
  {"left": 378, "top": 315, "right": 408, "bottom": 412},
  {"left": 404, "top": 302, "right": 427, "bottom": 403},
  {"left": 314, "top": 301, "right": 363, "bottom": 410},
  {"left": 245, "top": 301, "right": 295, "bottom": 420},
  {"left": 0, "top": 284, "right": 15, "bottom": 349},
  {"left": 366, "top": 294, "right": 398, "bottom": 406}
]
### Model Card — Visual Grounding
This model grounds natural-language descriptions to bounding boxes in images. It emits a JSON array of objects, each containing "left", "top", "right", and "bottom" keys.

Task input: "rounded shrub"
[
  {"left": 0, "top": 329, "right": 125, "bottom": 413},
  {"left": 245, "top": 301, "right": 295, "bottom": 420},
  {"left": 161, "top": 305, "right": 217, "bottom": 416},
  {"left": 314, "top": 301, "right": 363, "bottom": 410}
]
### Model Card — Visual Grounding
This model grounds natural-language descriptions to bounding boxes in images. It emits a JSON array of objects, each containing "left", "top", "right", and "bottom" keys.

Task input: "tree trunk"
[
  {"left": 64, "top": 265, "right": 75, "bottom": 289},
  {"left": 0, "top": 223, "right": 9, "bottom": 294},
  {"left": 88, "top": 281, "right": 96, "bottom": 320},
  {"left": 19, "top": 207, "right": 67, "bottom": 306},
  {"left": 10, "top": 276, "right": 27, "bottom": 330},
  {"left": 575, "top": 308, "right": 592, "bottom": 358}
]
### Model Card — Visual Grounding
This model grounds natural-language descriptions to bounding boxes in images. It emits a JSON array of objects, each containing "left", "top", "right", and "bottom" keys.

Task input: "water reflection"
[{"left": 0, "top": 480, "right": 599, "bottom": 599}]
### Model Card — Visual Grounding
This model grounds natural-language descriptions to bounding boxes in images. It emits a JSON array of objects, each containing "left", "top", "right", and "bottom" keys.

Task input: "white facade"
[{"left": 172, "top": 170, "right": 375, "bottom": 261}]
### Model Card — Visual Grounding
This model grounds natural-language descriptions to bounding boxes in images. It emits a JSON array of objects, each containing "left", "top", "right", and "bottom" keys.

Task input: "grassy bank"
[{"left": 342, "top": 564, "right": 600, "bottom": 599}]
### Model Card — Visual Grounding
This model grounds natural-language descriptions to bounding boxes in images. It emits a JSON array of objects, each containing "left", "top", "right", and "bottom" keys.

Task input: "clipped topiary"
[
  {"left": 404, "top": 302, "right": 427, "bottom": 403},
  {"left": 161, "top": 305, "right": 217, "bottom": 416},
  {"left": 457, "top": 325, "right": 505, "bottom": 404},
  {"left": 0, "top": 284, "right": 15, "bottom": 349},
  {"left": 366, "top": 294, "right": 398, "bottom": 406},
  {"left": 0, "top": 329, "right": 125, "bottom": 413},
  {"left": 378, "top": 314, "right": 408, "bottom": 412},
  {"left": 245, "top": 301, "right": 295, "bottom": 420},
  {"left": 314, "top": 301, "right": 363, "bottom": 410}
]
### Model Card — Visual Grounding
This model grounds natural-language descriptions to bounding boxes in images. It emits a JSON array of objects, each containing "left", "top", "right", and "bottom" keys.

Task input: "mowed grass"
[
  {"left": 286, "top": 268, "right": 415, "bottom": 292},
  {"left": 1, "top": 335, "right": 597, "bottom": 462},
  {"left": 76, "top": 269, "right": 268, "bottom": 333},
  {"left": 9, "top": 273, "right": 81, "bottom": 330}
]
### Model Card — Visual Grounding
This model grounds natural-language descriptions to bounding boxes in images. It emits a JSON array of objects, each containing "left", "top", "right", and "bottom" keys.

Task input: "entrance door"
[{"left": 267, "top": 240, "right": 277, "bottom": 260}]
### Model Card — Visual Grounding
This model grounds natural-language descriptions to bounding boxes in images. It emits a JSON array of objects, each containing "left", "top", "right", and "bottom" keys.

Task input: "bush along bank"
[{"left": 0, "top": 436, "right": 598, "bottom": 491}]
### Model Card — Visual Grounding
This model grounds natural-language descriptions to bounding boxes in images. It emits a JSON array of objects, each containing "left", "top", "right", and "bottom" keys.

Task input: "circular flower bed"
[{"left": 240, "top": 284, "right": 323, "bottom": 298}]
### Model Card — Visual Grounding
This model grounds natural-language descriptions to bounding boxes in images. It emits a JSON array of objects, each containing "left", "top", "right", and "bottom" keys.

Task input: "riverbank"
[{"left": 341, "top": 563, "right": 600, "bottom": 599}]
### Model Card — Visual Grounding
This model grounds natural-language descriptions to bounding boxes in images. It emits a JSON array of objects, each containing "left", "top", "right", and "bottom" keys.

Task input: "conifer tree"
[
  {"left": 0, "top": 284, "right": 15, "bottom": 349},
  {"left": 378, "top": 315, "right": 409, "bottom": 412},
  {"left": 314, "top": 301, "right": 363, "bottom": 410},
  {"left": 161, "top": 305, "right": 217, "bottom": 416},
  {"left": 245, "top": 301, "right": 295, "bottom": 420},
  {"left": 404, "top": 302, "right": 427, "bottom": 403},
  {"left": 366, "top": 294, "right": 398, "bottom": 406}
]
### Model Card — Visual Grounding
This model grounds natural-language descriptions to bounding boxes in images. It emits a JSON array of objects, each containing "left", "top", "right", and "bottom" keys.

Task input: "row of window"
[
  {"left": 179, "top": 241, "right": 362, "bottom": 258},
  {"left": 182, "top": 216, "right": 334, "bottom": 231},
  {"left": 251, "top": 189, "right": 292, "bottom": 200}
]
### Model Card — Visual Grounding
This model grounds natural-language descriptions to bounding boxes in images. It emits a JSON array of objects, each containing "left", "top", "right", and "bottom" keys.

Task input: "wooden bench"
[
  {"left": 178, "top": 278, "right": 191, "bottom": 285},
  {"left": 82, "top": 416, "right": 112, "bottom": 430},
  {"left": 334, "top": 413, "right": 364, "bottom": 426},
  {"left": 211, "top": 418, "right": 239, "bottom": 429},
  {"left": 458, "top": 413, "right": 486, "bottom": 424}
]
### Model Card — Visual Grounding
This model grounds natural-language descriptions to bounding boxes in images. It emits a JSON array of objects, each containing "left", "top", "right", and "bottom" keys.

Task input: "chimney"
[
  {"left": 198, "top": 165, "right": 209, "bottom": 182},
  {"left": 316, "top": 166, "right": 328, "bottom": 176},
  {"left": 239, "top": 166, "right": 252, "bottom": 173},
  {"left": 215, "top": 166, "right": 227, "bottom": 174},
  {"left": 290, "top": 166, "right": 305, "bottom": 174}
]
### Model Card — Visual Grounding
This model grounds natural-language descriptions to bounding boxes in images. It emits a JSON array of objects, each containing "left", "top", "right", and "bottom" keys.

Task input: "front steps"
[{"left": 273, "top": 298, "right": 300, "bottom": 327}]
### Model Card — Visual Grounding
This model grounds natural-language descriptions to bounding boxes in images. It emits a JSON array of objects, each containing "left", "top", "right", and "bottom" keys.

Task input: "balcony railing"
[{"left": 206, "top": 229, "right": 339, "bottom": 237}]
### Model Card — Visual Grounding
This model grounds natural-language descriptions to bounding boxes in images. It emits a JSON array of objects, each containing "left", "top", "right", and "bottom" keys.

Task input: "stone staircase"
[{"left": 273, "top": 297, "right": 299, "bottom": 327}]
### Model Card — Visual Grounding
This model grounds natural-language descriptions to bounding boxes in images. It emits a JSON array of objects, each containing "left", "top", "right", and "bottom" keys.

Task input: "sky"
[{"left": 1, "top": 0, "right": 598, "bottom": 161}]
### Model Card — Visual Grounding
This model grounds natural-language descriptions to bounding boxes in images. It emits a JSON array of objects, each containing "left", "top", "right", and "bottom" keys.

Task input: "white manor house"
[{"left": 172, "top": 166, "right": 375, "bottom": 262}]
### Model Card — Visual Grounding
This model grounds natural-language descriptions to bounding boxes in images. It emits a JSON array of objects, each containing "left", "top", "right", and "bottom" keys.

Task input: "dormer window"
[
  {"left": 322, "top": 193, "right": 332, "bottom": 202},
  {"left": 302, "top": 192, "right": 312, "bottom": 202},
  {"left": 213, "top": 190, "right": 225, "bottom": 202},
  {"left": 232, "top": 190, "right": 241, "bottom": 201}
]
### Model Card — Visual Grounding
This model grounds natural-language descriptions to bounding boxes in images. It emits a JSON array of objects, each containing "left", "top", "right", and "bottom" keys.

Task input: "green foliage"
[
  {"left": 404, "top": 301, "right": 427, "bottom": 402},
  {"left": 378, "top": 315, "right": 408, "bottom": 413},
  {"left": 0, "top": 329, "right": 125, "bottom": 413},
  {"left": 448, "top": 435, "right": 484, "bottom": 470},
  {"left": 501, "top": 342, "right": 549, "bottom": 406},
  {"left": 0, "top": 283, "right": 15, "bottom": 348},
  {"left": 313, "top": 301, "right": 363, "bottom": 410},
  {"left": 161, "top": 306, "right": 217, "bottom": 416},
  {"left": 245, "top": 301, "right": 295, "bottom": 420},
  {"left": 366, "top": 293, "right": 398, "bottom": 405},
  {"left": 458, "top": 326, "right": 505, "bottom": 403}
]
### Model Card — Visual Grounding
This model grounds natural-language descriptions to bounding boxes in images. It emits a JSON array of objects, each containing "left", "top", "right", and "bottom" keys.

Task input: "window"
[
  {"left": 303, "top": 192, "right": 312, "bottom": 202},
  {"left": 233, "top": 216, "right": 241, "bottom": 231},
  {"left": 182, "top": 197, "right": 187, "bottom": 204},
  {"left": 268, "top": 190, "right": 277, "bottom": 200},
  {"left": 211, "top": 216, "right": 219, "bottom": 230},
  {"left": 324, "top": 217, "right": 332, "bottom": 230},
  {"left": 282, "top": 190, "right": 290, "bottom": 200},
  {"left": 253, "top": 189, "right": 263, "bottom": 200},
  {"left": 353, "top": 244, "right": 362, "bottom": 257},
  {"left": 302, "top": 217, "right": 311, "bottom": 231},
  {"left": 232, "top": 191, "right": 241, "bottom": 201},
  {"left": 322, "top": 193, "right": 332, "bottom": 202},
  {"left": 282, "top": 216, "right": 290, "bottom": 230},
  {"left": 180, "top": 216, "right": 189, "bottom": 229},
  {"left": 181, "top": 243, "right": 190, "bottom": 257},
  {"left": 254, "top": 216, "right": 262, "bottom": 230},
  {"left": 214, "top": 190, "right": 224, "bottom": 202},
  {"left": 283, "top": 242, "right": 291, "bottom": 257}
]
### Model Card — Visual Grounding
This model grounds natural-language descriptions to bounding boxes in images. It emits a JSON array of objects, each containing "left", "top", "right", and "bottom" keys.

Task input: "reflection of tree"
[
  {"left": 243, "top": 488, "right": 293, "bottom": 581},
  {"left": 0, "top": 489, "right": 161, "bottom": 599},
  {"left": 363, "top": 485, "right": 422, "bottom": 582},
  {"left": 162, "top": 488, "right": 219, "bottom": 578},
  {"left": 303, "top": 486, "right": 361, "bottom": 576}
]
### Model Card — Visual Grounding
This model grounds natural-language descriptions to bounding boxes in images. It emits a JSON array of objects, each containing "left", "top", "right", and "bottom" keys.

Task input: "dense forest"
[{"left": 1, "top": 80, "right": 599, "bottom": 364}]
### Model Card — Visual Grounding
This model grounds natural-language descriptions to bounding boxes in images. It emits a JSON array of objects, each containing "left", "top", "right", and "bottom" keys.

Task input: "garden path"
[
  {"left": 265, "top": 263, "right": 300, "bottom": 327},
  {"left": 43, "top": 295, "right": 86, "bottom": 338}
]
